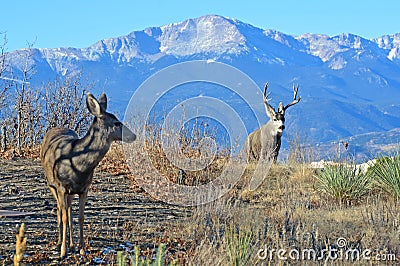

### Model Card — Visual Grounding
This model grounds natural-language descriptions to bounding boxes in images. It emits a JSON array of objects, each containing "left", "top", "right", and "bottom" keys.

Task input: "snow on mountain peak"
[
  {"left": 373, "top": 33, "right": 400, "bottom": 61},
  {"left": 11, "top": 15, "right": 400, "bottom": 70},
  {"left": 158, "top": 15, "right": 247, "bottom": 56},
  {"left": 6, "top": 15, "right": 400, "bottom": 148},
  {"left": 296, "top": 33, "right": 344, "bottom": 62},
  {"left": 332, "top": 33, "right": 378, "bottom": 51}
]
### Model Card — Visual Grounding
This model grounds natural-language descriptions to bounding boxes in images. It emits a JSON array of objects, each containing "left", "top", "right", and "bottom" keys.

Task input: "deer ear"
[
  {"left": 86, "top": 93, "right": 102, "bottom": 116},
  {"left": 99, "top": 93, "right": 107, "bottom": 112},
  {"left": 265, "top": 104, "right": 276, "bottom": 119}
]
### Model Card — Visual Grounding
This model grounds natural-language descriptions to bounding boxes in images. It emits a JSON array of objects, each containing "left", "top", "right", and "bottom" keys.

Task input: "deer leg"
[
  {"left": 67, "top": 195, "right": 74, "bottom": 251},
  {"left": 58, "top": 192, "right": 68, "bottom": 258},
  {"left": 49, "top": 187, "right": 62, "bottom": 247},
  {"left": 78, "top": 192, "right": 88, "bottom": 255}
]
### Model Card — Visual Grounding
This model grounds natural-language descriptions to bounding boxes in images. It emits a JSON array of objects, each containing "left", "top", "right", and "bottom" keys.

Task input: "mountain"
[{"left": 6, "top": 15, "right": 400, "bottom": 155}]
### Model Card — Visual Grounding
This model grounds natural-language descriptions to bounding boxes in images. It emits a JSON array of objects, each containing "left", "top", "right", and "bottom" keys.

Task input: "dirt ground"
[{"left": 0, "top": 158, "right": 192, "bottom": 265}]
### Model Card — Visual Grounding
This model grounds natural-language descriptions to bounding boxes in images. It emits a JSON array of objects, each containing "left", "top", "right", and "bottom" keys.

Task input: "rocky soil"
[{"left": 0, "top": 158, "right": 192, "bottom": 265}]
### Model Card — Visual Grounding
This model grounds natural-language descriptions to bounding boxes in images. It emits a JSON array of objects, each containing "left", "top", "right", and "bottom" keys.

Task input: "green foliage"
[
  {"left": 225, "top": 225, "right": 253, "bottom": 266},
  {"left": 154, "top": 243, "right": 165, "bottom": 266},
  {"left": 118, "top": 243, "right": 175, "bottom": 266},
  {"left": 315, "top": 163, "right": 373, "bottom": 205},
  {"left": 117, "top": 250, "right": 127, "bottom": 266},
  {"left": 369, "top": 155, "right": 400, "bottom": 199},
  {"left": 133, "top": 245, "right": 140, "bottom": 266}
]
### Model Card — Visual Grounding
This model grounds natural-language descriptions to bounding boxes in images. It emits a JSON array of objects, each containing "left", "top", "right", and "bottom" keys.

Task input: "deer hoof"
[
  {"left": 51, "top": 243, "right": 61, "bottom": 250},
  {"left": 60, "top": 243, "right": 67, "bottom": 259},
  {"left": 60, "top": 251, "right": 67, "bottom": 259},
  {"left": 79, "top": 248, "right": 86, "bottom": 256},
  {"left": 69, "top": 244, "right": 77, "bottom": 253}
]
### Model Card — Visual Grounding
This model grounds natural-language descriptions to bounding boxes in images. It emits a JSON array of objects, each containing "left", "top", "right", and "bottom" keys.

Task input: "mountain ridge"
[
  {"left": 6, "top": 15, "right": 400, "bottom": 154},
  {"left": 20, "top": 15, "right": 400, "bottom": 64}
]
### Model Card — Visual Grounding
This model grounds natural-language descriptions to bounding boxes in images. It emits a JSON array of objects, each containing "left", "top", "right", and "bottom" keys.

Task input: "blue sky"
[{"left": 1, "top": 0, "right": 398, "bottom": 52}]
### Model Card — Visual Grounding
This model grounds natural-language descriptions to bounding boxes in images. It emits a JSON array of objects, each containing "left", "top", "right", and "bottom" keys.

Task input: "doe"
[{"left": 40, "top": 93, "right": 136, "bottom": 258}]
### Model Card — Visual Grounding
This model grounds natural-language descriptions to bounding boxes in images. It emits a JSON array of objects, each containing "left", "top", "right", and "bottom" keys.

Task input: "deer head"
[
  {"left": 86, "top": 93, "right": 136, "bottom": 143},
  {"left": 262, "top": 83, "right": 301, "bottom": 137}
]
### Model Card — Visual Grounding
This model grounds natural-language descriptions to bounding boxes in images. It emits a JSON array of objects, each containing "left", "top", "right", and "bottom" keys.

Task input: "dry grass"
[
  {"left": 0, "top": 146, "right": 41, "bottom": 160},
  {"left": 2, "top": 130, "right": 399, "bottom": 264},
  {"left": 13, "top": 223, "right": 27, "bottom": 266},
  {"left": 174, "top": 160, "right": 400, "bottom": 265}
]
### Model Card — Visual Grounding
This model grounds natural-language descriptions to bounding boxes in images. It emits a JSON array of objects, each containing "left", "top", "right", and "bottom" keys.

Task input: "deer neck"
[
  {"left": 262, "top": 122, "right": 280, "bottom": 139},
  {"left": 73, "top": 119, "right": 111, "bottom": 173}
]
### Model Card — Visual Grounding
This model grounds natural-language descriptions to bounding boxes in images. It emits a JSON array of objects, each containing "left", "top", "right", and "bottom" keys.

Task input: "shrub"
[
  {"left": 125, "top": 243, "right": 175, "bottom": 266},
  {"left": 369, "top": 155, "right": 400, "bottom": 199},
  {"left": 314, "top": 163, "right": 372, "bottom": 205},
  {"left": 225, "top": 224, "right": 253, "bottom": 266}
]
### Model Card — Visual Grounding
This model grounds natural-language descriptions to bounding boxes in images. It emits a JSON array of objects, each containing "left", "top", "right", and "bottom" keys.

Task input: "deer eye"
[{"left": 114, "top": 121, "right": 123, "bottom": 127}]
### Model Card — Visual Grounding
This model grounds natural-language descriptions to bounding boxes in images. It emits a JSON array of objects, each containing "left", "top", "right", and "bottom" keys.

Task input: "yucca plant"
[
  {"left": 314, "top": 163, "right": 373, "bottom": 205},
  {"left": 117, "top": 251, "right": 127, "bottom": 266},
  {"left": 130, "top": 243, "right": 175, "bottom": 266},
  {"left": 154, "top": 243, "right": 166, "bottom": 266},
  {"left": 369, "top": 155, "right": 400, "bottom": 199},
  {"left": 225, "top": 225, "right": 253, "bottom": 266}
]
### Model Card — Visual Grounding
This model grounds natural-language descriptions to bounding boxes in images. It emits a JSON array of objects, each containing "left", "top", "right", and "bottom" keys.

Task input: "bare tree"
[
  {"left": 12, "top": 42, "right": 37, "bottom": 153},
  {"left": 0, "top": 36, "right": 98, "bottom": 155},
  {"left": 43, "top": 74, "right": 93, "bottom": 136},
  {"left": 24, "top": 89, "right": 44, "bottom": 147},
  {"left": 0, "top": 33, "right": 12, "bottom": 151},
  {"left": 0, "top": 34, "right": 11, "bottom": 107}
]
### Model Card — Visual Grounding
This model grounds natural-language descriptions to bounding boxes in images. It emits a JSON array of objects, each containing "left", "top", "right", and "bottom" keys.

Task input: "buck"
[
  {"left": 246, "top": 83, "right": 301, "bottom": 163},
  {"left": 40, "top": 93, "right": 136, "bottom": 258}
]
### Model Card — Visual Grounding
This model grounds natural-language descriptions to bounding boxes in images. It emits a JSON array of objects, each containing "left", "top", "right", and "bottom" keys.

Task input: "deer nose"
[
  {"left": 279, "top": 125, "right": 285, "bottom": 131},
  {"left": 122, "top": 127, "right": 137, "bottom": 142}
]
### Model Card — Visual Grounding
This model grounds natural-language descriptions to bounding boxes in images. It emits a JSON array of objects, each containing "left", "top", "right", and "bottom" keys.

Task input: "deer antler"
[
  {"left": 283, "top": 84, "right": 301, "bottom": 111},
  {"left": 263, "top": 83, "right": 277, "bottom": 115},
  {"left": 263, "top": 82, "right": 270, "bottom": 103}
]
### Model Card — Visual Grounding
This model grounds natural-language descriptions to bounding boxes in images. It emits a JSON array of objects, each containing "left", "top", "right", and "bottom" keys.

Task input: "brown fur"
[
  {"left": 245, "top": 123, "right": 281, "bottom": 163},
  {"left": 41, "top": 93, "right": 136, "bottom": 258},
  {"left": 245, "top": 83, "right": 300, "bottom": 163}
]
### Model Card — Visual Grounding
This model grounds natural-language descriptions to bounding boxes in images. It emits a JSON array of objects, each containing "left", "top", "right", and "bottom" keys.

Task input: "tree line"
[{"left": 0, "top": 34, "right": 93, "bottom": 155}]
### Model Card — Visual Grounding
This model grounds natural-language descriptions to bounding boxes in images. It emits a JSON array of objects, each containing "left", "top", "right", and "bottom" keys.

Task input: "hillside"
[{"left": 5, "top": 15, "right": 400, "bottom": 155}]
